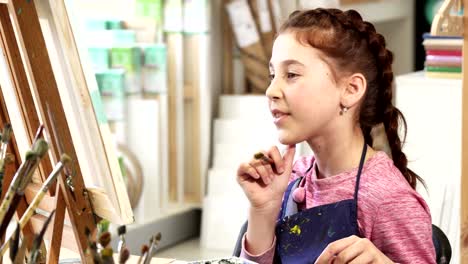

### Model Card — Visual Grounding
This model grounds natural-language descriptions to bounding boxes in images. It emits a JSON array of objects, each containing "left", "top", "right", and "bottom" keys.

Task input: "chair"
[
  {"left": 233, "top": 222, "right": 452, "bottom": 264},
  {"left": 432, "top": 224, "right": 451, "bottom": 264}
]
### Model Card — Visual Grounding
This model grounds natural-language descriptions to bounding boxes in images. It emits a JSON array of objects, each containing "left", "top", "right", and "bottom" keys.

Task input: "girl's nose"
[{"left": 266, "top": 79, "right": 282, "bottom": 100}]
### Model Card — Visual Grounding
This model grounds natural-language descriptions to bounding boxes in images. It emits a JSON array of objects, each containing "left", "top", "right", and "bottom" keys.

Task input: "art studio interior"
[{"left": 0, "top": 0, "right": 466, "bottom": 263}]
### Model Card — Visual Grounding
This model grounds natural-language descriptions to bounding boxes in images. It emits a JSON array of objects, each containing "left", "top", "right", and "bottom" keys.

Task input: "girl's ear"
[{"left": 340, "top": 73, "right": 367, "bottom": 109}]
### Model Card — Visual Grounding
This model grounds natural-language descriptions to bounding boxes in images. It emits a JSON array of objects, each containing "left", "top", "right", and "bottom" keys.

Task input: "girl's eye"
[
  {"left": 287, "top": 72, "right": 299, "bottom": 79},
  {"left": 269, "top": 74, "right": 275, "bottom": 80}
]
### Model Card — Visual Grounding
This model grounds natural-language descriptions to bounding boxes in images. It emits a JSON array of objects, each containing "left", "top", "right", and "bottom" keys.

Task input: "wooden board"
[
  {"left": 462, "top": 0, "right": 468, "bottom": 261},
  {"left": 34, "top": 0, "right": 133, "bottom": 224},
  {"left": 167, "top": 33, "right": 185, "bottom": 203},
  {"left": 222, "top": 0, "right": 234, "bottom": 94}
]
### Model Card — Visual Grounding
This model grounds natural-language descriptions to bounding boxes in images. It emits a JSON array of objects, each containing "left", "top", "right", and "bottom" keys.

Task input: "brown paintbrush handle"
[{"left": 0, "top": 194, "right": 21, "bottom": 238}]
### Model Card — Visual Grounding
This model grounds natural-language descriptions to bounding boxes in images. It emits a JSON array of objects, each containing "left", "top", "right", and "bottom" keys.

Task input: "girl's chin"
[{"left": 277, "top": 134, "right": 300, "bottom": 146}]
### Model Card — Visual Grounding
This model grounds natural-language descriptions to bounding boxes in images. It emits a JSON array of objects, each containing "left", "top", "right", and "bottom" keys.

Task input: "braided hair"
[{"left": 279, "top": 8, "right": 424, "bottom": 189}]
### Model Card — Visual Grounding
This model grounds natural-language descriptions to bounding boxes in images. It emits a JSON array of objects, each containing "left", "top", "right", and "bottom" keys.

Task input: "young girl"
[{"left": 236, "top": 8, "right": 436, "bottom": 264}]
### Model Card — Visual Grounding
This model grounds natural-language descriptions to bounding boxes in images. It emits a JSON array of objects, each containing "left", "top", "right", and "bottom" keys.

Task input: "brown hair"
[{"left": 280, "top": 8, "right": 424, "bottom": 189}]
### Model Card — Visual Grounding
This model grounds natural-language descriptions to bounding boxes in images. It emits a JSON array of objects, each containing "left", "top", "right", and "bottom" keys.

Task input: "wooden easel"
[{"left": 0, "top": 0, "right": 96, "bottom": 263}]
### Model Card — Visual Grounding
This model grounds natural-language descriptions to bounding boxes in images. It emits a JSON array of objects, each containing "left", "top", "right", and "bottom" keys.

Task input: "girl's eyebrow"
[{"left": 269, "top": 59, "right": 305, "bottom": 69}]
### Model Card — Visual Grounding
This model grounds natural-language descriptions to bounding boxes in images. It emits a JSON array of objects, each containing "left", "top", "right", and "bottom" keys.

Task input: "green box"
[
  {"left": 143, "top": 43, "right": 166, "bottom": 67},
  {"left": 88, "top": 47, "right": 109, "bottom": 70},
  {"left": 135, "top": 0, "right": 163, "bottom": 22},
  {"left": 106, "top": 19, "right": 123, "bottom": 30},
  {"left": 110, "top": 46, "right": 142, "bottom": 73},
  {"left": 95, "top": 69, "right": 126, "bottom": 96}
]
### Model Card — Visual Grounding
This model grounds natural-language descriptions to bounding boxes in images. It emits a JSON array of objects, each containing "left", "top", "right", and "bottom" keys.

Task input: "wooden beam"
[
  {"left": 6, "top": 0, "right": 95, "bottom": 259},
  {"left": 222, "top": 0, "right": 233, "bottom": 94},
  {"left": 0, "top": 3, "right": 55, "bottom": 194},
  {"left": 461, "top": 0, "right": 468, "bottom": 262}
]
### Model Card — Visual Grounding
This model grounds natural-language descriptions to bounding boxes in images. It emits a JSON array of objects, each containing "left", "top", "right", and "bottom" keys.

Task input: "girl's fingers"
[
  {"left": 347, "top": 252, "right": 374, "bottom": 264},
  {"left": 315, "top": 235, "right": 360, "bottom": 264},
  {"left": 267, "top": 146, "right": 284, "bottom": 174},
  {"left": 251, "top": 161, "right": 272, "bottom": 185},
  {"left": 237, "top": 163, "right": 260, "bottom": 181}
]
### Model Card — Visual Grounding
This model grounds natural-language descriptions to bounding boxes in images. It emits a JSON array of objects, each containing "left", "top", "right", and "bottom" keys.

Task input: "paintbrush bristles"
[
  {"left": 141, "top": 245, "right": 149, "bottom": 255},
  {"left": 60, "top": 153, "right": 72, "bottom": 164},
  {"left": 117, "top": 225, "right": 126, "bottom": 236},
  {"left": 98, "top": 232, "right": 112, "bottom": 248},
  {"left": 155, "top": 232, "right": 161, "bottom": 242},
  {"left": 32, "top": 139, "right": 49, "bottom": 157},
  {"left": 119, "top": 247, "right": 130, "bottom": 264},
  {"left": 4, "top": 153, "right": 14, "bottom": 163},
  {"left": 1, "top": 124, "right": 12, "bottom": 143},
  {"left": 24, "top": 150, "right": 37, "bottom": 161}
]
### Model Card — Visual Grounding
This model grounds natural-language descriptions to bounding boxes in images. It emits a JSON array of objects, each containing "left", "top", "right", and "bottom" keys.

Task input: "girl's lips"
[{"left": 271, "top": 110, "right": 290, "bottom": 125}]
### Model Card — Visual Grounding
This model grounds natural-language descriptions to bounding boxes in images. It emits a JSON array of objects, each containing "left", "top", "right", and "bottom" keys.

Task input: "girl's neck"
[{"left": 307, "top": 127, "right": 374, "bottom": 179}]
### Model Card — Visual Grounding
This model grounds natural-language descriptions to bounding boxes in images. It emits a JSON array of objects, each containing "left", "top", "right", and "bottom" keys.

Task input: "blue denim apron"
[{"left": 274, "top": 143, "right": 367, "bottom": 263}]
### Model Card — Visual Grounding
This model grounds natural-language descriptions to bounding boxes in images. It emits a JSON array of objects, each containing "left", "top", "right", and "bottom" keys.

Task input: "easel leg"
[{"left": 47, "top": 183, "right": 66, "bottom": 264}]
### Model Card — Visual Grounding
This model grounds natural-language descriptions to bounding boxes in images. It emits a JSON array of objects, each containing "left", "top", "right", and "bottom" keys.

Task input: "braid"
[{"left": 280, "top": 8, "right": 425, "bottom": 189}]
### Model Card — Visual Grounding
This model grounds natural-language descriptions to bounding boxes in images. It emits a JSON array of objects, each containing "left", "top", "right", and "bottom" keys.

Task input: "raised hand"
[{"left": 237, "top": 145, "right": 296, "bottom": 212}]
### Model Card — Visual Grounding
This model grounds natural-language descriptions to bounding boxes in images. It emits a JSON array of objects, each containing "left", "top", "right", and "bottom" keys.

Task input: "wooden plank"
[
  {"left": 462, "top": 0, "right": 468, "bottom": 262},
  {"left": 39, "top": 0, "right": 132, "bottom": 224},
  {"left": 47, "top": 184, "right": 66, "bottom": 264},
  {"left": 184, "top": 36, "right": 201, "bottom": 203},
  {"left": 6, "top": 0, "right": 94, "bottom": 259},
  {"left": 222, "top": 0, "right": 234, "bottom": 94},
  {"left": 0, "top": 4, "right": 54, "bottom": 194},
  {"left": 167, "top": 33, "right": 185, "bottom": 203}
]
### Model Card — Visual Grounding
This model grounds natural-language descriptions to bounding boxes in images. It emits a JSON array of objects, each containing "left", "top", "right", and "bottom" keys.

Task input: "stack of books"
[{"left": 422, "top": 33, "right": 462, "bottom": 79}]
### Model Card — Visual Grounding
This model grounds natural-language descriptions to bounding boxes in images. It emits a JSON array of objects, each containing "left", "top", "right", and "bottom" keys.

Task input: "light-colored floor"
[{"left": 156, "top": 237, "right": 232, "bottom": 262}]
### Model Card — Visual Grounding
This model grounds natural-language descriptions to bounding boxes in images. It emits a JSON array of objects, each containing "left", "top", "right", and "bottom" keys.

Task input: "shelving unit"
[{"left": 395, "top": 71, "right": 461, "bottom": 264}]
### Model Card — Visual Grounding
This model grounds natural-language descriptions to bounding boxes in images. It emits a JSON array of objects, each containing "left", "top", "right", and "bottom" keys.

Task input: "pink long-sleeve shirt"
[{"left": 241, "top": 151, "right": 436, "bottom": 264}]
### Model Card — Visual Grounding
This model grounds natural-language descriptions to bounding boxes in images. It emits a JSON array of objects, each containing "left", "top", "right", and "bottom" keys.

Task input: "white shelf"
[
  {"left": 341, "top": 0, "right": 411, "bottom": 24},
  {"left": 395, "top": 71, "right": 461, "bottom": 264}
]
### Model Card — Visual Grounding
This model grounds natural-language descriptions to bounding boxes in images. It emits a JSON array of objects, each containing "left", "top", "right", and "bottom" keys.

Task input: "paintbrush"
[
  {"left": 0, "top": 153, "right": 14, "bottom": 198},
  {"left": 117, "top": 225, "right": 126, "bottom": 253},
  {"left": 136, "top": 244, "right": 149, "bottom": 264},
  {"left": 253, "top": 152, "right": 277, "bottom": 173},
  {"left": 119, "top": 247, "right": 130, "bottom": 264},
  {"left": 98, "top": 232, "right": 112, "bottom": 249},
  {"left": 29, "top": 210, "right": 56, "bottom": 264},
  {"left": 98, "top": 231, "right": 114, "bottom": 264},
  {"left": 85, "top": 227, "right": 102, "bottom": 264},
  {"left": 13, "top": 235, "right": 31, "bottom": 264},
  {"left": 0, "top": 139, "right": 49, "bottom": 237},
  {"left": 0, "top": 124, "right": 12, "bottom": 159},
  {"left": 0, "top": 139, "right": 48, "bottom": 221},
  {"left": 100, "top": 247, "right": 115, "bottom": 264},
  {"left": 143, "top": 232, "right": 162, "bottom": 264},
  {"left": 0, "top": 154, "right": 71, "bottom": 255},
  {"left": 9, "top": 223, "right": 20, "bottom": 261}
]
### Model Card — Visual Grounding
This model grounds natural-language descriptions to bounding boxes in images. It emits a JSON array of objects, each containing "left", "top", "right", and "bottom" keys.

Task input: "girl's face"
[{"left": 267, "top": 33, "right": 343, "bottom": 145}]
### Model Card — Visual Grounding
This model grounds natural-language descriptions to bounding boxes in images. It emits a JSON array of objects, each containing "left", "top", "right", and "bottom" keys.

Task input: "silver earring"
[{"left": 340, "top": 106, "right": 348, "bottom": 115}]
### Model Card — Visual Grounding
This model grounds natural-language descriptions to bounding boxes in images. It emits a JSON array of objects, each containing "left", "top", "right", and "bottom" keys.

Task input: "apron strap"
[
  {"left": 353, "top": 142, "right": 368, "bottom": 203},
  {"left": 279, "top": 177, "right": 302, "bottom": 219}
]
